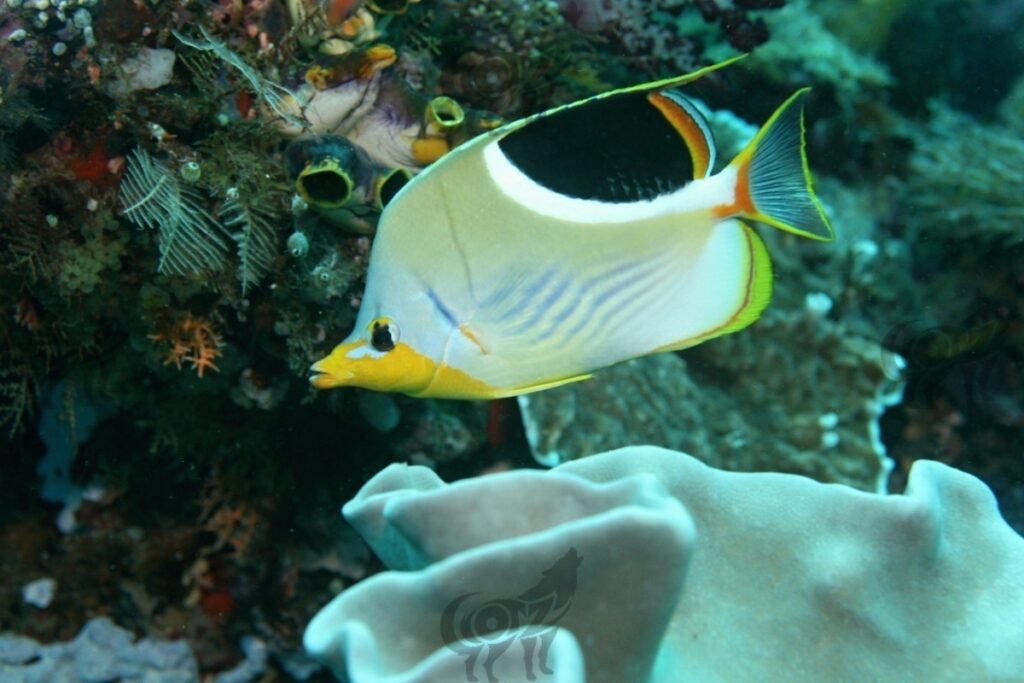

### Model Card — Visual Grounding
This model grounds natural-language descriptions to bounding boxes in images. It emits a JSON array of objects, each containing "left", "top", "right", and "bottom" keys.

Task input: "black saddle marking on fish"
[{"left": 497, "top": 89, "right": 698, "bottom": 203}]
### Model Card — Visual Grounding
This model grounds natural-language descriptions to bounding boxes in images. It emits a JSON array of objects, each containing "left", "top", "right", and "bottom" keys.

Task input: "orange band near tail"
[
  {"left": 647, "top": 92, "right": 713, "bottom": 180},
  {"left": 713, "top": 157, "right": 756, "bottom": 218}
]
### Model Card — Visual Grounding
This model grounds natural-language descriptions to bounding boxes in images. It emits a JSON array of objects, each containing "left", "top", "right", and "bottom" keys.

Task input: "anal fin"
[
  {"left": 510, "top": 372, "right": 594, "bottom": 396},
  {"left": 656, "top": 221, "right": 773, "bottom": 353}
]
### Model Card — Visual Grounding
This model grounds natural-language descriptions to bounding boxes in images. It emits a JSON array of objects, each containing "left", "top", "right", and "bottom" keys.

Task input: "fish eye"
[{"left": 368, "top": 317, "right": 399, "bottom": 352}]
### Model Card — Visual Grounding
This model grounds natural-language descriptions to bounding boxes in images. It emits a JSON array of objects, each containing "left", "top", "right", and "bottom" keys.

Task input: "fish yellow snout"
[
  {"left": 309, "top": 355, "right": 356, "bottom": 389},
  {"left": 308, "top": 339, "right": 439, "bottom": 395}
]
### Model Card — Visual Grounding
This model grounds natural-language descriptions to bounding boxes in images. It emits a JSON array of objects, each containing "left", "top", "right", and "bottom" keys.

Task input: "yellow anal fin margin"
[{"left": 656, "top": 222, "right": 773, "bottom": 353}]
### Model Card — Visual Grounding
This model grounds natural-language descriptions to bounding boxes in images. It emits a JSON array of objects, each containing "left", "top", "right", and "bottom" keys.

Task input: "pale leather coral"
[{"left": 305, "top": 446, "right": 1024, "bottom": 682}]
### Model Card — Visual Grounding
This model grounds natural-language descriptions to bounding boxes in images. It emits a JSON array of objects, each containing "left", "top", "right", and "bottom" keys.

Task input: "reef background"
[{"left": 1, "top": 0, "right": 1022, "bottom": 680}]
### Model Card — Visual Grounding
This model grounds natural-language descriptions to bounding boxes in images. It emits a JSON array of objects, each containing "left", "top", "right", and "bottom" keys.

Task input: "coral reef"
[
  {"left": 519, "top": 308, "right": 904, "bottom": 491},
  {"left": 1, "top": 0, "right": 1022, "bottom": 679},
  {"left": 284, "top": 133, "right": 412, "bottom": 234},
  {"left": 148, "top": 314, "right": 226, "bottom": 378},
  {"left": 427, "top": 0, "right": 585, "bottom": 115},
  {"left": 120, "top": 148, "right": 233, "bottom": 277},
  {"left": 907, "top": 102, "right": 1024, "bottom": 244},
  {"left": 814, "top": 0, "right": 917, "bottom": 53},
  {"left": 0, "top": 617, "right": 198, "bottom": 683},
  {"left": 747, "top": 0, "right": 892, "bottom": 107},
  {"left": 305, "top": 447, "right": 1024, "bottom": 682},
  {"left": 283, "top": 44, "right": 503, "bottom": 171},
  {"left": 559, "top": 0, "right": 783, "bottom": 70}
]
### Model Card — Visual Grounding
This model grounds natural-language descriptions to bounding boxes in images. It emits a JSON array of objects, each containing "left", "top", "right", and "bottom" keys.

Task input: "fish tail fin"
[{"left": 724, "top": 89, "right": 834, "bottom": 241}]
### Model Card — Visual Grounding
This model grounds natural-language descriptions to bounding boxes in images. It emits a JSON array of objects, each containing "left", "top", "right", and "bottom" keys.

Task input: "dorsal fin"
[
  {"left": 493, "top": 56, "right": 745, "bottom": 204},
  {"left": 646, "top": 90, "right": 717, "bottom": 179},
  {"left": 538, "top": 54, "right": 748, "bottom": 115}
]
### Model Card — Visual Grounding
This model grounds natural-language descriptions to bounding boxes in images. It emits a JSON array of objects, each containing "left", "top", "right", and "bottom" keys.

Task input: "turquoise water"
[{"left": 1, "top": 1, "right": 1022, "bottom": 681}]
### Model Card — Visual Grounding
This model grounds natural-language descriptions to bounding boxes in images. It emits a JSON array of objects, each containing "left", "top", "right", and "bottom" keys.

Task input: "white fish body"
[{"left": 311, "top": 58, "right": 833, "bottom": 399}]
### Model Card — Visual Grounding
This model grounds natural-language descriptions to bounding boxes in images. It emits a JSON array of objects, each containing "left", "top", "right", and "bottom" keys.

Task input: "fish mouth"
[{"left": 308, "top": 359, "right": 355, "bottom": 389}]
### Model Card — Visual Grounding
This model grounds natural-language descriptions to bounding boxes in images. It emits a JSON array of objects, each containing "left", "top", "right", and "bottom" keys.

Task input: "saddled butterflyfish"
[{"left": 309, "top": 57, "right": 834, "bottom": 399}]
